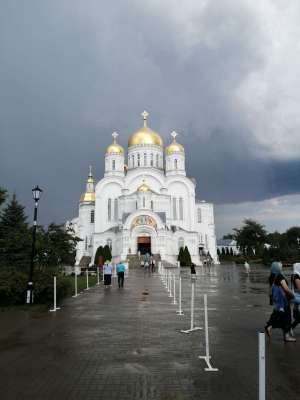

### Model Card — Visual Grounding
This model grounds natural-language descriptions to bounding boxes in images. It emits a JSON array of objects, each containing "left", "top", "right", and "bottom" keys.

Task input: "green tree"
[
  {"left": 183, "top": 246, "right": 192, "bottom": 266},
  {"left": 0, "top": 194, "right": 31, "bottom": 269},
  {"left": 103, "top": 244, "right": 112, "bottom": 262},
  {"left": 233, "top": 219, "right": 267, "bottom": 257},
  {"left": 223, "top": 233, "right": 234, "bottom": 240},
  {"left": 0, "top": 187, "right": 7, "bottom": 207},
  {"left": 285, "top": 227, "right": 300, "bottom": 249},
  {"left": 177, "top": 247, "right": 184, "bottom": 266},
  {"left": 35, "top": 224, "right": 79, "bottom": 269},
  {"left": 94, "top": 246, "right": 104, "bottom": 265}
]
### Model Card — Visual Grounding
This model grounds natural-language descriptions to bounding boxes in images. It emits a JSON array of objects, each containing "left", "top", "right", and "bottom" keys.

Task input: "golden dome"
[
  {"left": 165, "top": 131, "right": 184, "bottom": 154},
  {"left": 128, "top": 111, "right": 163, "bottom": 147},
  {"left": 80, "top": 192, "right": 95, "bottom": 203},
  {"left": 137, "top": 180, "right": 151, "bottom": 192},
  {"left": 106, "top": 132, "right": 124, "bottom": 155}
]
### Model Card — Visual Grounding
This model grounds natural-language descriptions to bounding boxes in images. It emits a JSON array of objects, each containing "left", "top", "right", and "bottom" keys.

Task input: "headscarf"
[
  {"left": 270, "top": 261, "right": 283, "bottom": 275},
  {"left": 293, "top": 263, "right": 300, "bottom": 276}
]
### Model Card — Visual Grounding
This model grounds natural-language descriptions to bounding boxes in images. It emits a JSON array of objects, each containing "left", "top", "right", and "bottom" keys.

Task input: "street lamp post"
[{"left": 26, "top": 186, "right": 43, "bottom": 304}]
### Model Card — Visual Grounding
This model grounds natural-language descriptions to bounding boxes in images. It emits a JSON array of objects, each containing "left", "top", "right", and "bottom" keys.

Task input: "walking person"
[
  {"left": 244, "top": 260, "right": 250, "bottom": 274},
  {"left": 265, "top": 261, "right": 295, "bottom": 342},
  {"left": 103, "top": 260, "right": 113, "bottom": 288},
  {"left": 151, "top": 255, "right": 156, "bottom": 273},
  {"left": 116, "top": 260, "right": 125, "bottom": 288},
  {"left": 144, "top": 253, "right": 150, "bottom": 276},
  {"left": 291, "top": 262, "right": 300, "bottom": 330}
]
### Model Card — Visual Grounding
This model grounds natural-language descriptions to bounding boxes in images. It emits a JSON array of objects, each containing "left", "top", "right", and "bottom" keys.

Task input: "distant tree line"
[
  {"left": 221, "top": 218, "right": 300, "bottom": 265},
  {"left": 0, "top": 187, "right": 80, "bottom": 306}
]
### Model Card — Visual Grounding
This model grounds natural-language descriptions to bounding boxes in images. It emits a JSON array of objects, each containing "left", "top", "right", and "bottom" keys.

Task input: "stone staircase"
[{"left": 127, "top": 254, "right": 161, "bottom": 269}]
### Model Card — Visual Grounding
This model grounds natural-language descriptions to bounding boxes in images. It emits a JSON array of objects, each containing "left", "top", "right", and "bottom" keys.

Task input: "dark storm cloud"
[{"left": 0, "top": 0, "right": 299, "bottom": 226}]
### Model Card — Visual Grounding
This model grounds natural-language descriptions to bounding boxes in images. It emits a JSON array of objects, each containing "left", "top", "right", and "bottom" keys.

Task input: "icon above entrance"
[{"left": 131, "top": 215, "right": 157, "bottom": 230}]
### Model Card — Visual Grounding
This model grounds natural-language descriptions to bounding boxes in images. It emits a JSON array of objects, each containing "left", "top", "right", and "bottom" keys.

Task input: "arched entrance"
[{"left": 137, "top": 236, "right": 151, "bottom": 255}]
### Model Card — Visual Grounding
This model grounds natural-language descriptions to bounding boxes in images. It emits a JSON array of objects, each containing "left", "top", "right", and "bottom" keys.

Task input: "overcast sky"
[{"left": 1, "top": 0, "right": 300, "bottom": 237}]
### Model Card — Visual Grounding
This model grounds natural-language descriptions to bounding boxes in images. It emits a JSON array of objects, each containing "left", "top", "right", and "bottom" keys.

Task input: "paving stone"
[{"left": 0, "top": 264, "right": 299, "bottom": 399}]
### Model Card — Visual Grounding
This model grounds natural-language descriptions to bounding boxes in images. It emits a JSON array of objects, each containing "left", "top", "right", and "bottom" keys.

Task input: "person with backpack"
[
  {"left": 116, "top": 260, "right": 126, "bottom": 288},
  {"left": 291, "top": 262, "right": 300, "bottom": 330},
  {"left": 265, "top": 261, "right": 296, "bottom": 342}
]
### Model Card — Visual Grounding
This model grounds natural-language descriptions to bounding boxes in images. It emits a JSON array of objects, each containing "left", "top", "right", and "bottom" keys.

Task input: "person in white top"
[{"left": 103, "top": 261, "right": 113, "bottom": 288}]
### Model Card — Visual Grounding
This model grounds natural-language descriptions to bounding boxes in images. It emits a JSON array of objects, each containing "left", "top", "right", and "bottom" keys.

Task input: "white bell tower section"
[
  {"left": 165, "top": 131, "right": 186, "bottom": 176},
  {"left": 105, "top": 132, "right": 125, "bottom": 177}
]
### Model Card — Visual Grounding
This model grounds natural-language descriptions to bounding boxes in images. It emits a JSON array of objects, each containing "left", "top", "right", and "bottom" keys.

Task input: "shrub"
[{"left": 0, "top": 267, "right": 72, "bottom": 306}]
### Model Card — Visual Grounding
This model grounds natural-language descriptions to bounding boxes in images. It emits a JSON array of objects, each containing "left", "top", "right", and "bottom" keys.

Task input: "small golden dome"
[
  {"left": 128, "top": 111, "right": 163, "bottom": 147},
  {"left": 80, "top": 192, "right": 95, "bottom": 203},
  {"left": 137, "top": 180, "right": 151, "bottom": 192},
  {"left": 165, "top": 131, "right": 184, "bottom": 154},
  {"left": 106, "top": 132, "right": 124, "bottom": 155}
]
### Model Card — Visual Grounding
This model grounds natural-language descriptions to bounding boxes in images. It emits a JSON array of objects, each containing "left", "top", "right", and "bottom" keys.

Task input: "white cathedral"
[{"left": 70, "top": 111, "right": 218, "bottom": 266}]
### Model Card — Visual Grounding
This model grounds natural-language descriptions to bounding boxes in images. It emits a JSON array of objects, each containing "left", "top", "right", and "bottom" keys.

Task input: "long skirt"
[{"left": 104, "top": 274, "right": 112, "bottom": 286}]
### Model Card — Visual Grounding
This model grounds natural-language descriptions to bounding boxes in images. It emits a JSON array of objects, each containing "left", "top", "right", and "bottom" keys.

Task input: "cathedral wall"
[
  {"left": 95, "top": 180, "right": 122, "bottom": 233},
  {"left": 166, "top": 178, "right": 195, "bottom": 230}
]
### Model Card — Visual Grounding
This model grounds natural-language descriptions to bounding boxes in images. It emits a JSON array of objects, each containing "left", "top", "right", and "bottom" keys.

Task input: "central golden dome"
[{"left": 128, "top": 111, "right": 163, "bottom": 147}]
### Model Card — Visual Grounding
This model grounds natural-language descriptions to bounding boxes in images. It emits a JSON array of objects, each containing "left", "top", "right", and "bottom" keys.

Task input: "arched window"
[
  {"left": 143, "top": 197, "right": 145, "bottom": 208},
  {"left": 90, "top": 210, "right": 95, "bottom": 223},
  {"left": 173, "top": 197, "right": 177, "bottom": 220},
  {"left": 174, "top": 159, "right": 178, "bottom": 169},
  {"left": 150, "top": 153, "right": 153, "bottom": 166},
  {"left": 156, "top": 154, "right": 159, "bottom": 167},
  {"left": 112, "top": 160, "right": 116, "bottom": 170},
  {"left": 136, "top": 200, "right": 138, "bottom": 210},
  {"left": 197, "top": 208, "right": 202, "bottom": 223},
  {"left": 107, "top": 238, "right": 112, "bottom": 250},
  {"left": 114, "top": 199, "right": 118, "bottom": 221},
  {"left": 132, "top": 155, "right": 135, "bottom": 167},
  {"left": 179, "top": 198, "right": 183, "bottom": 220},
  {"left": 137, "top": 153, "right": 140, "bottom": 166},
  {"left": 178, "top": 237, "right": 184, "bottom": 251},
  {"left": 108, "top": 199, "right": 111, "bottom": 221},
  {"left": 151, "top": 200, "right": 153, "bottom": 210},
  {"left": 144, "top": 153, "right": 147, "bottom": 166},
  {"left": 85, "top": 236, "right": 88, "bottom": 250}
]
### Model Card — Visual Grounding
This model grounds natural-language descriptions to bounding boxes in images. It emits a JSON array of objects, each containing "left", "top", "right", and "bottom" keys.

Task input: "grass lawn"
[{"left": 64, "top": 274, "right": 100, "bottom": 295}]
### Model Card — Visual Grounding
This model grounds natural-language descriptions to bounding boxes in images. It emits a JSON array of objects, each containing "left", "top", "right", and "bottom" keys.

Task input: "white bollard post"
[
  {"left": 168, "top": 272, "right": 173, "bottom": 298},
  {"left": 85, "top": 268, "right": 89, "bottom": 290},
  {"left": 173, "top": 273, "right": 177, "bottom": 305},
  {"left": 96, "top": 267, "right": 99, "bottom": 285},
  {"left": 72, "top": 272, "right": 79, "bottom": 298},
  {"left": 176, "top": 276, "right": 184, "bottom": 315},
  {"left": 164, "top": 269, "right": 168, "bottom": 288},
  {"left": 181, "top": 277, "right": 202, "bottom": 333},
  {"left": 258, "top": 332, "right": 266, "bottom": 400},
  {"left": 198, "top": 294, "right": 218, "bottom": 371},
  {"left": 50, "top": 276, "right": 61, "bottom": 312}
]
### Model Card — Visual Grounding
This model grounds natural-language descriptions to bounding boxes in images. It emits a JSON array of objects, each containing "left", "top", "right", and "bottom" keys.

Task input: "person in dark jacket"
[{"left": 265, "top": 261, "right": 295, "bottom": 342}]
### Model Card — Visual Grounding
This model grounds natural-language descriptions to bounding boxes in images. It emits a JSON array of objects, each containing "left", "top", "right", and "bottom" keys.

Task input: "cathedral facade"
[{"left": 71, "top": 112, "right": 218, "bottom": 266}]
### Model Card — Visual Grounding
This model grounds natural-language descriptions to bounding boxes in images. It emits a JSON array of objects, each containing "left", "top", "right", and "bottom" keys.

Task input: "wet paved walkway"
[{"left": 0, "top": 264, "right": 300, "bottom": 399}]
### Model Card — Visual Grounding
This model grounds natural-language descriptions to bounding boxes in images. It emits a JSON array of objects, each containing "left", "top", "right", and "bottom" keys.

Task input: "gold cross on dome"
[
  {"left": 141, "top": 110, "right": 149, "bottom": 126},
  {"left": 89, "top": 165, "right": 93, "bottom": 176},
  {"left": 112, "top": 131, "right": 118, "bottom": 142},
  {"left": 171, "top": 131, "right": 178, "bottom": 141}
]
